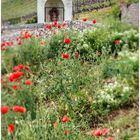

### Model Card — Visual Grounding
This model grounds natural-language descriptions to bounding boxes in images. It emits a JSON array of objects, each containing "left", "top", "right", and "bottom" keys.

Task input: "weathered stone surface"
[
  {"left": 1, "top": 21, "right": 101, "bottom": 41},
  {"left": 121, "top": 3, "right": 139, "bottom": 27},
  {"left": 37, "top": 0, "right": 72, "bottom": 23}
]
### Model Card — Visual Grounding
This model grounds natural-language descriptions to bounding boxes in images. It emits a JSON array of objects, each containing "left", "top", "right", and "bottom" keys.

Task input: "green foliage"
[
  {"left": 111, "top": 3, "right": 121, "bottom": 19},
  {"left": 1, "top": 22, "right": 139, "bottom": 139},
  {"left": 25, "top": 16, "right": 37, "bottom": 24},
  {"left": 7, "top": 17, "right": 21, "bottom": 25}
]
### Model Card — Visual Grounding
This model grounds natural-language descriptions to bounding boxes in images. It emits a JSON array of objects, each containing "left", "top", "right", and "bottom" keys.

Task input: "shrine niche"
[
  {"left": 45, "top": 0, "right": 64, "bottom": 22},
  {"left": 37, "top": 0, "right": 72, "bottom": 23},
  {"left": 49, "top": 8, "right": 59, "bottom": 22}
]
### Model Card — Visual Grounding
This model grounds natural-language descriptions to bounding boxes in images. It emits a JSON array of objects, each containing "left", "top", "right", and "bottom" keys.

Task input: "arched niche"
[
  {"left": 37, "top": 0, "right": 72, "bottom": 23},
  {"left": 45, "top": 0, "right": 64, "bottom": 22}
]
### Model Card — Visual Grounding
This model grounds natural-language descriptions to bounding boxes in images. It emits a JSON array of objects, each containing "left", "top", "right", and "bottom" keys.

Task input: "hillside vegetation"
[
  {"left": 2, "top": 0, "right": 36, "bottom": 21},
  {"left": 2, "top": 0, "right": 139, "bottom": 23}
]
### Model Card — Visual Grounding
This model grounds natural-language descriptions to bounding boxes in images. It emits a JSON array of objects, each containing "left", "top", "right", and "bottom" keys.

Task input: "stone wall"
[{"left": 121, "top": 3, "right": 139, "bottom": 27}]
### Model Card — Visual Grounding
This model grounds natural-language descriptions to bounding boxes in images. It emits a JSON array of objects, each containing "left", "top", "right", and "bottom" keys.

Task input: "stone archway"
[
  {"left": 45, "top": 0, "right": 64, "bottom": 22},
  {"left": 37, "top": 0, "right": 72, "bottom": 23}
]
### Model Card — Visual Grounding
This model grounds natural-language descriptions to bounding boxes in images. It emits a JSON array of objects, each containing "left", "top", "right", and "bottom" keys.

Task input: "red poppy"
[
  {"left": 41, "top": 41, "right": 45, "bottom": 45},
  {"left": 62, "top": 22, "right": 67, "bottom": 27},
  {"left": 45, "top": 24, "right": 52, "bottom": 30},
  {"left": 62, "top": 115, "right": 71, "bottom": 123},
  {"left": 13, "top": 64, "right": 31, "bottom": 72},
  {"left": 64, "top": 38, "right": 71, "bottom": 44},
  {"left": 75, "top": 53, "right": 80, "bottom": 58},
  {"left": 16, "top": 38, "right": 20, "bottom": 41},
  {"left": 25, "top": 66, "right": 31, "bottom": 71},
  {"left": 1, "top": 78, "right": 5, "bottom": 84},
  {"left": 13, "top": 106, "right": 26, "bottom": 113},
  {"left": 8, "top": 124, "right": 15, "bottom": 133},
  {"left": 115, "top": 40, "right": 120, "bottom": 45},
  {"left": 93, "top": 129, "right": 102, "bottom": 137},
  {"left": 62, "top": 53, "right": 70, "bottom": 59},
  {"left": 102, "top": 128, "right": 109, "bottom": 136},
  {"left": 12, "top": 85, "right": 17, "bottom": 90},
  {"left": 6, "top": 41, "right": 14, "bottom": 46},
  {"left": 53, "top": 21, "right": 58, "bottom": 27},
  {"left": 92, "top": 19, "right": 97, "bottom": 24},
  {"left": 1, "top": 42, "right": 7, "bottom": 50},
  {"left": 1, "top": 106, "right": 9, "bottom": 114},
  {"left": 57, "top": 24, "right": 61, "bottom": 29},
  {"left": 13, "top": 64, "right": 24, "bottom": 71},
  {"left": 64, "top": 130, "right": 70, "bottom": 135},
  {"left": 82, "top": 18, "right": 88, "bottom": 22},
  {"left": 21, "top": 32, "right": 32, "bottom": 39},
  {"left": 107, "top": 137, "right": 115, "bottom": 140},
  {"left": 9, "top": 72, "right": 23, "bottom": 82},
  {"left": 18, "top": 40, "right": 22, "bottom": 45},
  {"left": 36, "top": 34, "right": 39, "bottom": 38},
  {"left": 25, "top": 79, "right": 32, "bottom": 85}
]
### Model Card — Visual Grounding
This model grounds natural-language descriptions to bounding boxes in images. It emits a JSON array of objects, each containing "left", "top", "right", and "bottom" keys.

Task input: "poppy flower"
[
  {"left": 62, "top": 22, "right": 67, "bottom": 27},
  {"left": 92, "top": 129, "right": 102, "bottom": 137},
  {"left": 107, "top": 137, "right": 115, "bottom": 140},
  {"left": 41, "top": 41, "right": 45, "bottom": 46},
  {"left": 36, "top": 34, "right": 39, "bottom": 38},
  {"left": 25, "top": 66, "right": 31, "bottom": 71},
  {"left": 18, "top": 40, "right": 22, "bottom": 45},
  {"left": 9, "top": 72, "right": 23, "bottom": 82},
  {"left": 21, "top": 32, "right": 32, "bottom": 39},
  {"left": 16, "top": 38, "right": 20, "bottom": 41},
  {"left": 57, "top": 24, "right": 61, "bottom": 29},
  {"left": 92, "top": 19, "right": 97, "bottom": 24},
  {"left": 53, "top": 21, "right": 58, "bottom": 27},
  {"left": 102, "top": 128, "right": 109, "bottom": 136},
  {"left": 8, "top": 124, "right": 15, "bottom": 133},
  {"left": 13, "top": 106, "right": 26, "bottom": 113},
  {"left": 1, "top": 78, "right": 5, "bottom": 84},
  {"left": 62, "top": 115, "right": 71, "bottom": 123},
  {"left": 12, "top": 85, "right": 17, "bottom": 90},
  {"left": 46, "top": 24, "right": 52, "bottom": 30},
  {"left": 62, "top": 53, "right": 70, "bottom": 59},
  {"left": 115, "top": 40, "right": 120, "bottom": 45},
  {"left": 1, "top": 42, "right": 7, "bottom": 50},
  {"left": 13, "top": 64, "right": 24, "bottom": 71},
  {"left": 25, "top": 79, "right": 32, "bottom": 85},
  {"left": 1, "top": 106, "right": 9, "bottom": 114},
  {"left": 82, "top": 18, "right": 88, "bottom": 22},
  {"left": 64, "top": 38, "right": 71, "bottom": 44},
  {"left": 6, "top": 41, "right": 13, "bottom": 46},
  {"left": 75, "top": 53, "right": 80, "bottom": 58},
  {"left": 64, "top": 130, "right": 70, "bottom": 135}
]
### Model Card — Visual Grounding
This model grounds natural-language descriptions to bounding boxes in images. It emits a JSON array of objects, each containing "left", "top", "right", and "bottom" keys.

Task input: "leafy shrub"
[
  {"left": 7, "top": 17, "right": 21, "bottom": 25},
  {"left": 46, "top": 29, "right": 81, "bottom": 59},
  {"left": 111, "top": 4, "right": 121, "bottom": 19},
  {"left": 26, "top": 16, "right": 37, "bottom": 24}
]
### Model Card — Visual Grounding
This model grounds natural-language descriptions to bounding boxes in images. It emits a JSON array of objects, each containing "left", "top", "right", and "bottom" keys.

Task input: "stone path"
[{"left": 1, "top": 20, "right": 101, "bottom": 41}]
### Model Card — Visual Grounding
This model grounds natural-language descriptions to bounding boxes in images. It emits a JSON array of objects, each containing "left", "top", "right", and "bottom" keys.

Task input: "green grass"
[
  {"left": 2, "top": 0, "right": 36, "bottom": 20},
  {"left": 1, "top": 20, "right": 138, "bottom": 139},
  {"left": 74, "top": 7, "right": 115, "bottom": 24},
  {"left": 101, "top": 105, "right": 138, "bottom": 140}
]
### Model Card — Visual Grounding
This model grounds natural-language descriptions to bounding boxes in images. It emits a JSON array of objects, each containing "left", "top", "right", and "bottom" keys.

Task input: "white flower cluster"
[
  {"left": 96, "top": 78, "right": 131, "bottom": 104},
  {"left": 118, "top": 50, "right": 138, "bottom": 62}
]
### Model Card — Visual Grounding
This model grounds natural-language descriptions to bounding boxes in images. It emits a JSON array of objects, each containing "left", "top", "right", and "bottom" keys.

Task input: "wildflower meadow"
[{"left": 1, "top": 14, "right": 139, "bottom": 140}]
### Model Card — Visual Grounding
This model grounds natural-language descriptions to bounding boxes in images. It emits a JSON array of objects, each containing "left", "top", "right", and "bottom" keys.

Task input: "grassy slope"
[
  {"left": 74, "top": 7, "right": 114, "bottom": 24},
  {"left": 103, "top": 105, "right": 138, "bottom": 139},
  {"left": 1, "top": 0, "right": 36, "bottom": 20}
]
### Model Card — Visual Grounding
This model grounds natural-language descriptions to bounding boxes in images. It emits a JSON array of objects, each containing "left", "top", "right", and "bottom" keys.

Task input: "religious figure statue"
[{"left": 49, "top": 8, "right": 59, "bottom": 22}]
